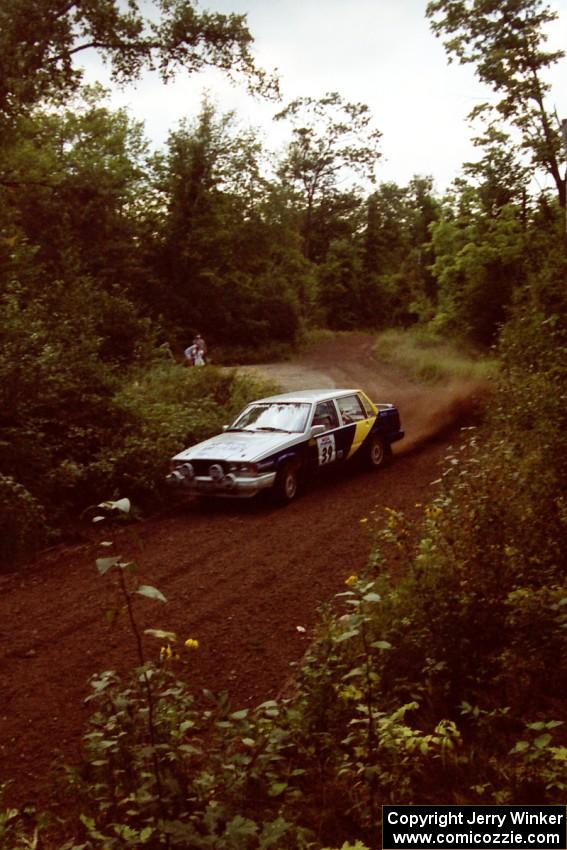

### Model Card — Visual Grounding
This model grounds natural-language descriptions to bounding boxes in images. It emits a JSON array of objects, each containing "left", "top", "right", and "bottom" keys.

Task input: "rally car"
[{"left": 166, "top": 389, "right": 404, "bottom": 504}]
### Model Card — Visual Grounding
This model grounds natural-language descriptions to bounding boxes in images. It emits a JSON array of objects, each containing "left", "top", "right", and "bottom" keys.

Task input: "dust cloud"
[
  {"left": 393, "top": 379, "right": 491, "bottom": 455},
  {"left": 238, "top": 334, "right": 492, "bottom": 454}
]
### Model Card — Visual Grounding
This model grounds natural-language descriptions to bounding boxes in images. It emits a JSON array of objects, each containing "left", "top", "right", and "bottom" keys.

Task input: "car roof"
[{"left": 253, "top": 389, "right": 362, "bottom": 404}]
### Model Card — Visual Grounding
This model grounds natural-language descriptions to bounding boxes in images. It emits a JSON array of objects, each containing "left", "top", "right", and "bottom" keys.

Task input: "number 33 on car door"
[{"left": 317, "top": 433, "right": 336, "bottom": 465}]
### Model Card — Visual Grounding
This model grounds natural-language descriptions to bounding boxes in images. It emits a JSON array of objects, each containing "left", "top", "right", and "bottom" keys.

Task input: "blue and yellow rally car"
[{"left": 167, "top": 388, "right": 404, "bottom": 504}]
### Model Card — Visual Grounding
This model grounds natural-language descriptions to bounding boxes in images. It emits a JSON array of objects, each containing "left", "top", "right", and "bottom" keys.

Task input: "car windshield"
[{"left": 231, "top": 402, "right": 311, "bottom": 433}]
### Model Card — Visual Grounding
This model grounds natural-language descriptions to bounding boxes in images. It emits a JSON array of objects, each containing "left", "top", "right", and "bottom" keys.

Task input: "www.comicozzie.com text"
[
  {"left": 386, "top": 811, "right": 564, "bottom": 830},
  {"left": 385, "top": 808, "right": 565, "bottom": 847}
]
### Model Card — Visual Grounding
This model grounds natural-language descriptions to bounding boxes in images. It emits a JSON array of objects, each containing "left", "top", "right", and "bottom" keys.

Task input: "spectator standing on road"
[
  {"left": 194, "top": 333, "right": 207, "bottom": 362},
  {"left": 184, "top": 334, "right": 207, "bottom": 367},
  {"left": 184, "top": 343, "right": 196, "bottom": 366}
]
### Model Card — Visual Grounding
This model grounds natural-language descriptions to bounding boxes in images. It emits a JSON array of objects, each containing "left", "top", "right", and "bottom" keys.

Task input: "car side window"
[
  {"left": 312, "top": 400, "right": 340, "bottom": 431},
  {"left": 358, "top": 393, "right": 374, "bottom": 417},
  {"left": 337, "top": 394, "right": 366, "bottom": 424}
]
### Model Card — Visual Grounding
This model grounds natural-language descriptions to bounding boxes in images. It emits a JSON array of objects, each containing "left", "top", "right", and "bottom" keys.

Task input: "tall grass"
[{"left": 374, "top": 328, "right": 498, "bottom": 384}]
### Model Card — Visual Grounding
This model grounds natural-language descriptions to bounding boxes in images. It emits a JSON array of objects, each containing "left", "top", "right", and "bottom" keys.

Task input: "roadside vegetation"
[
  {"left": 1, "top": 0, "right": 567, "bottom": 846},
  {"left": 373, "top": 329, "right": 498, "bottom": 385}
]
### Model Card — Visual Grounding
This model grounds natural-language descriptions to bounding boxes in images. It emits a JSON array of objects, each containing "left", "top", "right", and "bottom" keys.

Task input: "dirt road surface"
[{"left": 0, "top": 334, "right": 482, "bottom": 808}]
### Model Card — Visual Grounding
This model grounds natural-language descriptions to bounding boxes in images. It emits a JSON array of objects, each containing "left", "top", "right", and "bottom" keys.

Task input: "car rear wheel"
[
  {"left": 273, "top": 462, "right": 300, "bottom": 504},
  {"left": 367, "top": 433, "right": 391, "bottom": 469}
]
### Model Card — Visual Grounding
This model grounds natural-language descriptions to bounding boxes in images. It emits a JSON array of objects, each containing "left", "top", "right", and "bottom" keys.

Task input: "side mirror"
[{"left": 310, "top": 424, "right": 326, "bottom": 437}]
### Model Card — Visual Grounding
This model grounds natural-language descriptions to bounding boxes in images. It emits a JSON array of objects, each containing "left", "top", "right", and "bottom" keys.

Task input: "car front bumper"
[{"left": 167, "top": 468, "right": 277, "bottom": 498}]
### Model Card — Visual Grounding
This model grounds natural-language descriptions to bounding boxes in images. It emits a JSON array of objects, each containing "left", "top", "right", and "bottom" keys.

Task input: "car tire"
[
  {"left": 273, "top": 461, "right": 300, "bottom": 504},
  {"left": 367, "top": 433, "right": 391, "bottom": 469}
]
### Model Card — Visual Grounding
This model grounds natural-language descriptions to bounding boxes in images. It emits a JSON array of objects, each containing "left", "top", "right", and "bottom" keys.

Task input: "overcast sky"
[{"left": 83, "top": 0, "right": 567, "bottom": 193}]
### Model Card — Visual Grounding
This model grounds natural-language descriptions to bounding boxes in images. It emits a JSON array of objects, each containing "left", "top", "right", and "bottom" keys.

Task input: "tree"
[
  {"left": 426, "top": 0, "right": 566, "bottom": 206},
  {"left": 363, "top": 183, "right": 409, "bottom": 277},
  {"left": 361, "top": 178, "right": 440, "bottom": 323},
  {"left": 0, "top": 0, "right": 276, "bottom": 123},
  {"left": 275, "top": 92, "right": 382, "bottom": 260},
  {"left": 153, "top": 99, "right": 305, "bottom": 347},
  {"left": 318, "top": 238, "right": 363, "bottom": 328},
  {"left": 0, "top": 87, "right": 151, "bottom": 310},
  {"left": 429, "top": 200, "right": 526, "bottom": 344},
  {"left": 462, "top": 127, "right": 531, "bottom": 217}
]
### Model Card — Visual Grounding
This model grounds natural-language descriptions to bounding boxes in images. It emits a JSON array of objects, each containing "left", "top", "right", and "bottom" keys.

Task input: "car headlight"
[
  {"left": 169, "top": 461, "right": 194, "bottom": 478},
  {"left": 229, "top": 463, "right": 258, "bottom": 478},
  {"left": 166, "top": 461, "right": 195, "bottom": 487}
]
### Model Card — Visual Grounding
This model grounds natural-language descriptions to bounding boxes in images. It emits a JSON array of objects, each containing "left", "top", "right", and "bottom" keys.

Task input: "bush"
[
  {"left": 0, "top": 475, "right": 47, "bottom": 570},
  {"left": 374, "top": 328, "right": 498, "bottom": 384},
  {"left": 72, "top": 664, "right": 313, "bottom": 849},
  {"left": 101, "top": 363, "right": 279, "bottom": 507}
]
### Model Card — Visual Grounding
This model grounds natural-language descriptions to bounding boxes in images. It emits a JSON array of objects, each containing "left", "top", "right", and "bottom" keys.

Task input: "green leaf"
[
  {"left": 96, "top": 556, "right": 121, "bottom": 575},
  {"left": 343, "top": 666, "right": 365, "bottom": 679},
  {"left": 509, "top": 740, "right": 530, "bottom": 754},
  {"left": 226, "top": 815, "right": 258, "bottom": 839},
  {"left": 534, "top": 733, "right": 552, "bottom": 749},
  {"left": 230, "top": 709, "right": 249, "bottom": 720},
  {"left": 136, "top": 585, "right": 167, "bottom": 603},
  {"left": 258, "top": 816, "right": 291, "bottom": 848},
  {"left": 144, "top": 628, "right": 177, "bottom": 642},
  {"left": 335, "top": 629, "right": 360, "bottom": 642},
  {"left": 362, "top": 592, "right": 381, "bottom": 603},
  {"left": 179, "top": 744, "right": 202, "bottom": 755},
  {"left": 268, "top": 782, "right": 288, "bottom": 797},
  {"left": 371, "top": 640, "right": 392, "bottom": 651}
]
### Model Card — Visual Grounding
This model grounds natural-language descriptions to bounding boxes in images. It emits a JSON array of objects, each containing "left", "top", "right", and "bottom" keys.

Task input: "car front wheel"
[
  {"left": 273, "top": 462, "right": 300, "bottom": 504},
  {"left": 367, "top": 433, "right": 391, "bottom": 469}
]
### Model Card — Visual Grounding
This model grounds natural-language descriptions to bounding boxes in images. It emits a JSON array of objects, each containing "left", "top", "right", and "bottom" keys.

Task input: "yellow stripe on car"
[{"left": 347, "top": 414, "right": 377, "bottom": 458}]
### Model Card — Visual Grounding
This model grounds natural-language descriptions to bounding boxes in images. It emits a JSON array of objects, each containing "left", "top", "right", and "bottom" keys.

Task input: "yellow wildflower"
[
  {"left": 184, "top": 638, "right": 200, "bottom": 650},
  {"left": 160, "top": 644, "right": 174, "bottom": 663},
  {"left": 345, "top": 575, "right": 358, "bottom": 587}
]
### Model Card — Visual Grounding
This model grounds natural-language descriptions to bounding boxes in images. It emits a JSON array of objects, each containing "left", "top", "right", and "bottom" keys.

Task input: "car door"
[
  {"left": 335, "top": 393, "right": 376, "bottom": 459},
  {"left": 309, "top": 399, "right": 342, "bottom": 470}
]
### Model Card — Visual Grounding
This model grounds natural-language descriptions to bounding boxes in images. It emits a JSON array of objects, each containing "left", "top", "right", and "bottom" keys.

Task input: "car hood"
[{"left": 172, "top": 430, "right": 300, "bottom": 464}]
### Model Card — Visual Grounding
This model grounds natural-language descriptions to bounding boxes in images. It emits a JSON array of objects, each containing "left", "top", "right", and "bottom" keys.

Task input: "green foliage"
[
  {"left": 73, "top": 668, "right": 312, "bottom": 849},
  {"left": 426, "top": 0, "right": 565, "bottom": 206},
  {"left": 429, "top": 203, "right": 525, "bottom": 344},
  {"left": 0, "top": 276, "right": 140, "bottom": 525},
  {"left": 1, "top": 90, "right": 153, "bottom": 304},
  {"left": 0, "top": 475, "right": 47, "bottom": 570},
  {"left": 318, "top": 239, "right": 364, "bottom": 328},
  {"left": 0, "top": 0, "right": 272, "bottom": 122},
  {"left": 36, "top": 251, "right": 567, "bottom": 839},
  {"left": 1, "top": 0, "right": 566, "bottom": 834},
  {"left": 374, "top": 328, "right": 498, "bottom": 384},
  {"left": 109, "top": 362, "right": 278, "bottom": 503},
  {"left": 321, "top": 845, "right": 369, "bottom": 850},
  {"left": 0, "top": 302, "right": 277, "bottom": 560},
  {"left": 75, "top": 363, "right": 277, "bottom": 516},
  {"left": 151, "top": 99, "right": 306, "bottom": 348},
  {"left": 0, "top": 786, "right": 47, "bottom": 850},
  {"left": 275, "top": 93, "right": 382, "bottom": 262}
]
